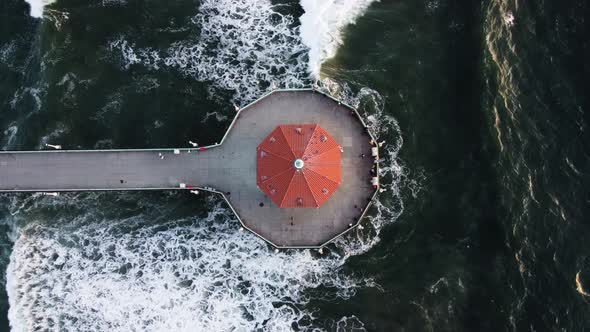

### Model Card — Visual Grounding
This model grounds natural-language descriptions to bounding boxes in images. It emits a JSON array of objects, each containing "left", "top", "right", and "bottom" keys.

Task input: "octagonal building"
[{"left": 257, "top": 124, "right": 342, "bottom": 208}]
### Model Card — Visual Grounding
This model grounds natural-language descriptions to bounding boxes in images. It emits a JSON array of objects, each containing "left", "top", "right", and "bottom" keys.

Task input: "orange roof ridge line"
[
  {"left": 279, "top": 169, "right": 299, "bottom": 207},
  {"left": 301, "top": 124, "right": 320, "bottom": 157},
  {"left": 304, "top": 145, "right": 341, "bottom": 164},
  {"left": 303, "top": 168, "right": 320, "bottom": 207},
  {"left": 306, "top": 168, "right": 322, "bottom": 206},
  {"left": 260, "top": 148, "right": 293, "bottom": 163},
  {"left": 259, "top": 126, "right": 296, "bottom": 160},
  {"left": 304, "top": 167, "right": 340, "bottom": 188},
  {"left": 261, "top": 165, "right": 294, "bottom": 185},
  {"left": 281, "top": 124, "right": 318, "bottom": 158},
  {"left": 301, "top": 169, "right": 325, "bottom": 206},
  {"left": 277, "top": 125, "right": 298, "bottom": 158},
  {"left": 304, "top": 124, "right": 320, "bottom": 157},
  {"left": 305, "top": 159, "right": 341, "bottom": 184}
]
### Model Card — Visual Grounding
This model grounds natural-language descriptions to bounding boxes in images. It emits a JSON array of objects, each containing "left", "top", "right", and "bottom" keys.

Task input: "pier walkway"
[{"left": 0, "top": 90, "right": 377, "bottom": 248}]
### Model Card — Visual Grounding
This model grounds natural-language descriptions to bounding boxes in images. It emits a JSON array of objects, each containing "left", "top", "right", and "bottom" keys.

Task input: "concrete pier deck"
[{"left": 0, "top": 90, "right": 378, "bottom": 248}]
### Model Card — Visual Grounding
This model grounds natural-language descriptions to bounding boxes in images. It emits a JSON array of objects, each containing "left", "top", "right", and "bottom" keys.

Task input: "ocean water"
[{"left": 0, "top": 0, "right": 588, "bottom": 331}]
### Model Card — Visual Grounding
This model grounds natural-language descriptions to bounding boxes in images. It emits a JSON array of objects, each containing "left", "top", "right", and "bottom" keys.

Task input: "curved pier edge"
[
  {"left": 195, "top": 184, "right": 380, "bottom": 250},
  {"left": 222, "top": 87, "right": 382, "bottom": 249}
]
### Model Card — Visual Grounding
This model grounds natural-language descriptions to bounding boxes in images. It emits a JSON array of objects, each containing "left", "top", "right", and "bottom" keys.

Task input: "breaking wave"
[
  {"left": 299, "top": 0, "right": 379, "bottom": 77},
  {"left": 107, "top": 0, "right": 380, "bottom": 103},
  {"left": 24, "top": 0, "right": 55, "bottom": 18}
]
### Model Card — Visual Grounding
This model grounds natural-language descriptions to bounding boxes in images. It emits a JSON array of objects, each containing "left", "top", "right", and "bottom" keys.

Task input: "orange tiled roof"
[{"left": 257, "top": 124, "right": 342, "bottom": 208}]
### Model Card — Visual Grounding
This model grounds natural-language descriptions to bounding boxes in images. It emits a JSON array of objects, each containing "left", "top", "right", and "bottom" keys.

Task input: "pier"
[{"left": 0, "top": 90, "right": 379, "bottom": 248}]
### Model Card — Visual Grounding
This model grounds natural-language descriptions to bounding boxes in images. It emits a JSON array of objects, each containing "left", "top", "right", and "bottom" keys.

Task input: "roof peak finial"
[{"left": 294, "top": 159, "right": 304, "bottom": 169}]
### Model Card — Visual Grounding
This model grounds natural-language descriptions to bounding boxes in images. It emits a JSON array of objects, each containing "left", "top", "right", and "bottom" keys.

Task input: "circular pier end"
[{"left": 203, "top": 90, "right": 377, "bottom": 247}]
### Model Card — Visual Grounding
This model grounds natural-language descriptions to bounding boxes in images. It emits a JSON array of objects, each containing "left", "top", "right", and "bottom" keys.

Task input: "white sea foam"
[
  {"left": 335, "top": 315, "right": 367, "bottom": 330},
  {"left": 504, "top": 11, "right": 515, "bottom": 27},
  {"left": 25, "top": 0, "right": 55, "bottom": 18},
  {"left": 201, "top": 111, "right": 228, "bottom": 123},
  {"left": 10, "top": 86, "right": 45, "bottom": 112},
  {"left": 316, "top": 80, "right": 406, "bottom": 256},
  {"left": 299, "top": 0, "right": 378, "bottom": 77},
  {"left": 108, "top": 0, "right": 309, "bottom": 103},
  {"left": 7, "top": 196, "right": 367, "bottom": 331},
  {"left": 2, "top": 125, "right": 18, "bottom": 150},
  {"left": 92, "top": 91, "right": 123, "bottom": 124},
  {"left": 0, "top": 41, "right": 16, "bottom": 65},
  {"left": 426, "top": 0, "right": 440, "bottom": 14}
]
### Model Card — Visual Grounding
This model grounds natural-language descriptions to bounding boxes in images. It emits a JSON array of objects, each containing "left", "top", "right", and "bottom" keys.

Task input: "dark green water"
[{"left": 0, "top": 0, "right": 588, "bottom": 331}]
